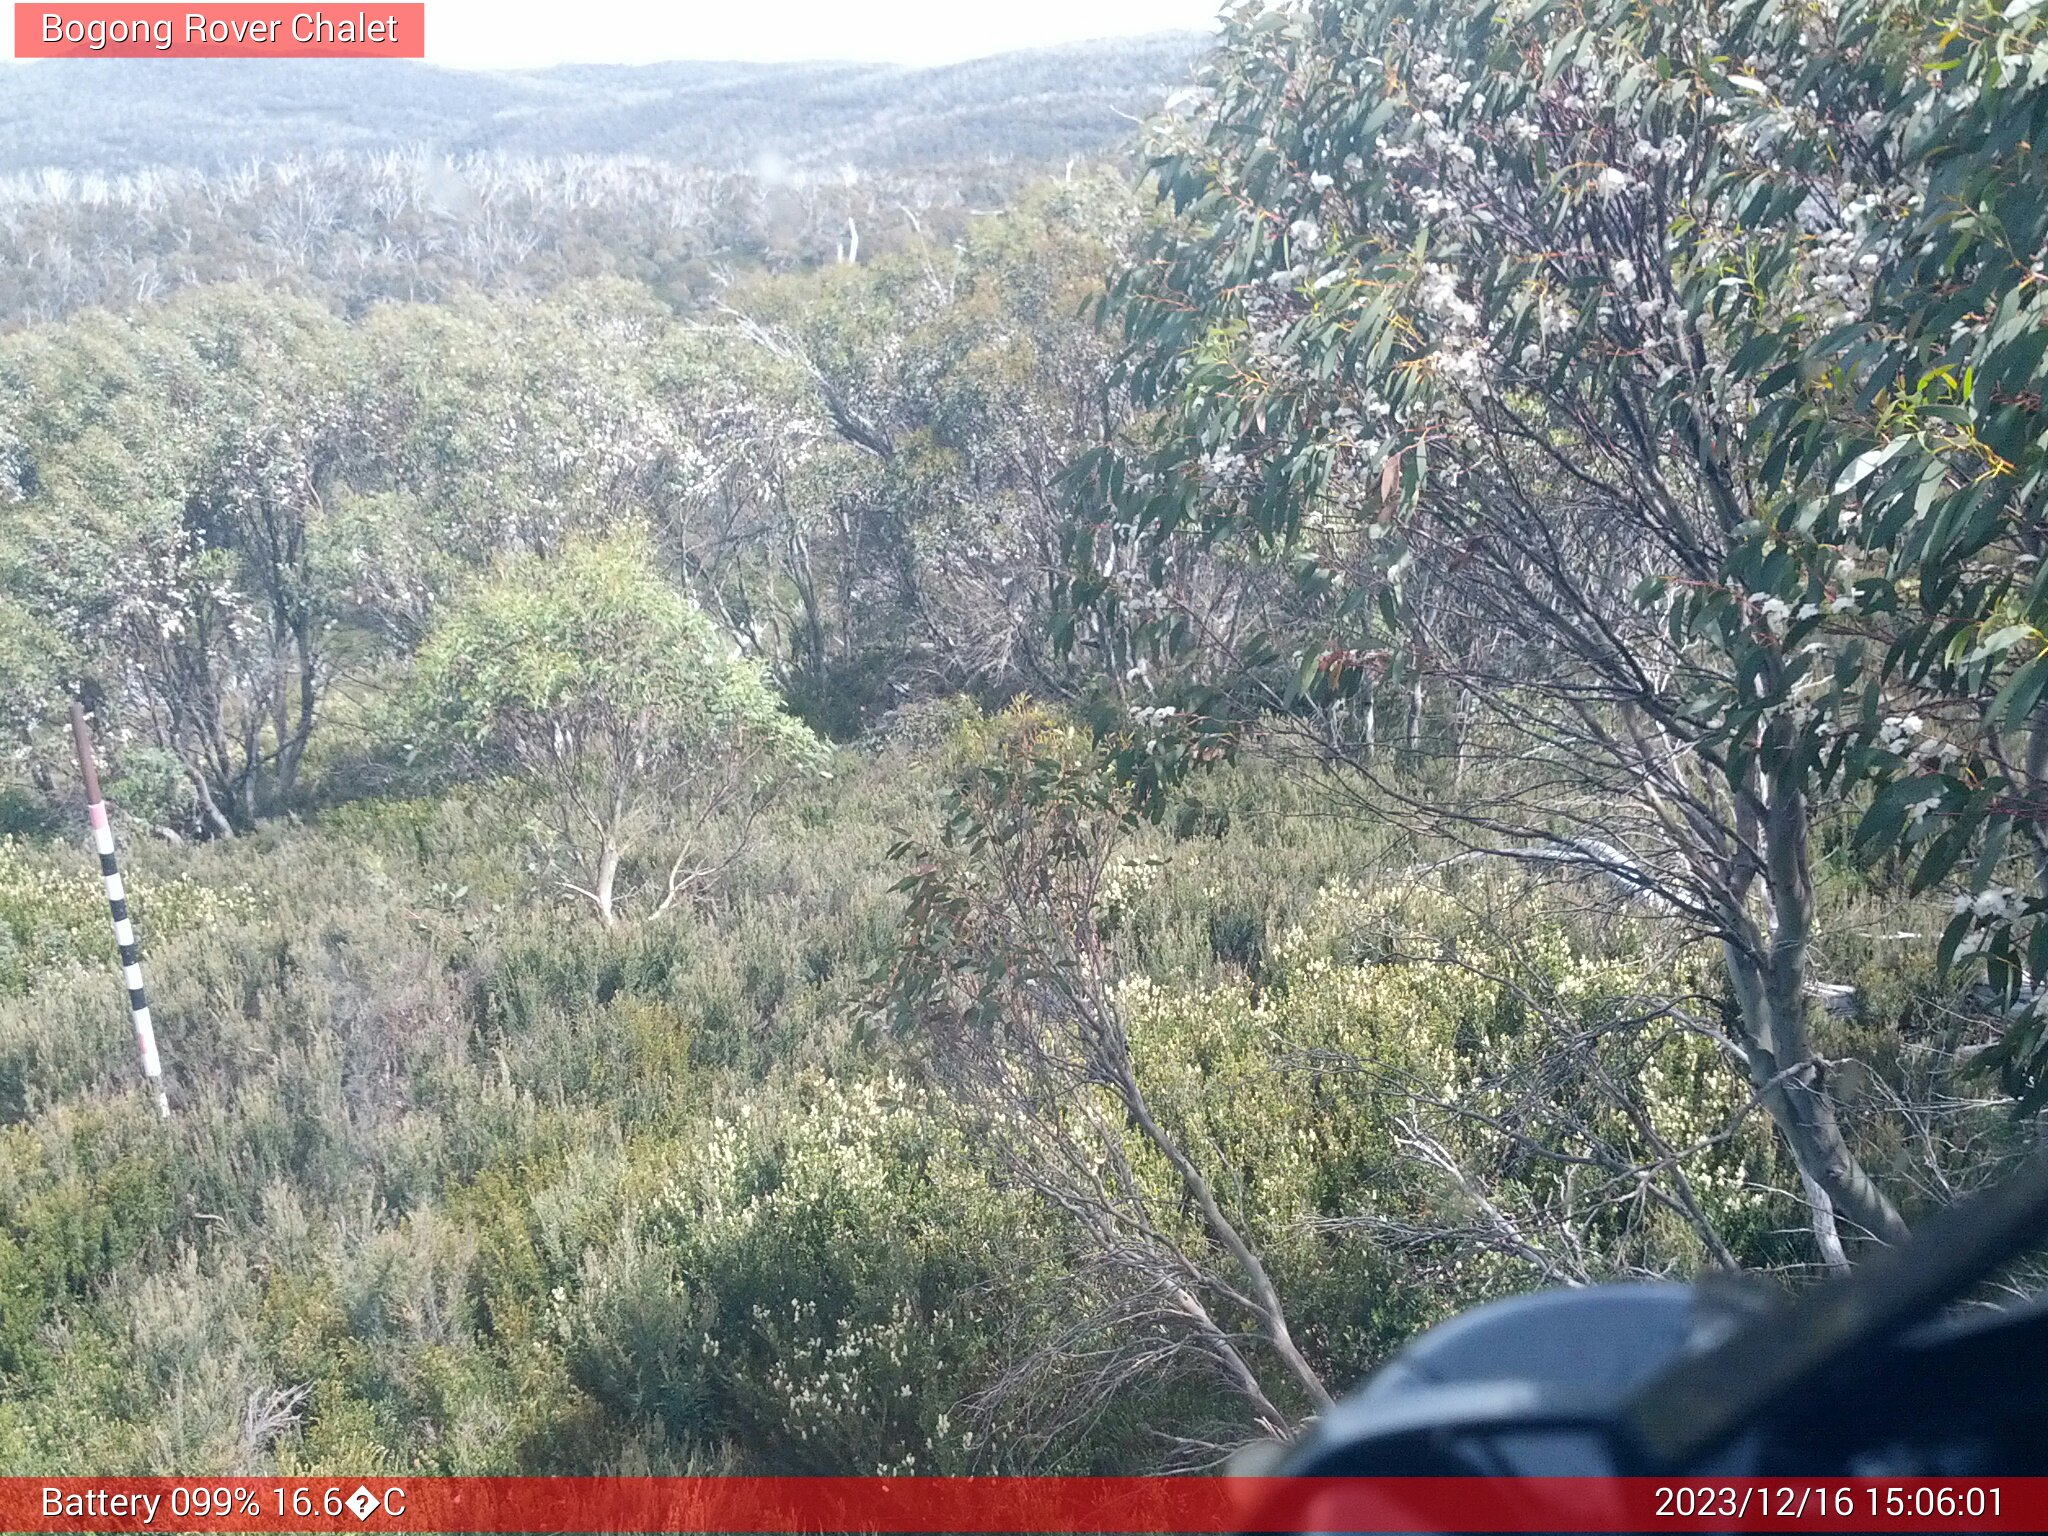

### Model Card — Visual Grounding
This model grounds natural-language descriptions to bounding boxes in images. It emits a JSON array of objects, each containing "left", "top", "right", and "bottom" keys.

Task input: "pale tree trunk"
[
  {"left": 273, "top": 624, "right": 318, "bottom": 808},
  {"left": 593, "top": 841, "right": 620, "bottom": 928},
  {"left": 1113, "top": 1056, "right": 1334, "bottom": 1415},
  {"left": 2023, "top": 700, "right": 2048, "bottom": 902},
  {"left": 1452, "top": 688, "right": 1478, "bottom": 791},
  {"left": 1798, "top": 1169, "right": 1851, "bottom": 1274},
  {"left": 181, "top": 755, "right": 237, "bottom": 840},
  {"left": 1723, "top": 761, "right": 1909, "bottom": 1255}
]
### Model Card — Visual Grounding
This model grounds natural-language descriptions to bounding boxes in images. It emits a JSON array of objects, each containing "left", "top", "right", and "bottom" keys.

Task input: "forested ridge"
[
  {"left": 5, "top": 0, "right": 2048, "bottom": 1476},
  {"left": 0, "top": 38, "right": 1206, "bottom": 174}
]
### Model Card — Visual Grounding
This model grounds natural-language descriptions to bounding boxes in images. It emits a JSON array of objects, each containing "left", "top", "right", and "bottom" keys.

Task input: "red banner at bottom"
[{"left": 5, "top": 1476, "right": 2043, "bottom": 1533}]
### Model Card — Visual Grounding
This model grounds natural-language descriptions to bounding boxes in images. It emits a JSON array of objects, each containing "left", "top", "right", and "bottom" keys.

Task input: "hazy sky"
[{"left": 428, "top": 1, "right": 1225, "bottom": 70}]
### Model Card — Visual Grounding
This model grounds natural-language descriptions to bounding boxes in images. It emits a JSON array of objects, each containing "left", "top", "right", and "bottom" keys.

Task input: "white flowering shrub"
[
  {"left": 556, "top": 1074, "right": 1060, "bottom": 1473},
  {"left": 0, "top": 839, "right": 258, "bottom": 997},
  {"left": 886, "top": 708, "right": 1805, "bottom": 1435},
  {"left": 1118, "top": 875, "right": 1782, "bottom": 1379}
]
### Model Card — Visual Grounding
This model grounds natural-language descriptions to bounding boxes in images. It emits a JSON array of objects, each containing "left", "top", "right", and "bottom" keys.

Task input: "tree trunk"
[
  {"left": 1723, "top": 765, "right": 1909, "bottom": 1254},
  {"left": 1114, "top": 1056, "right": 1334, "bottom": 1414},
  {"left": 594, "top": 842, "right": 620, "bottom": 928},
  {"left": 2024, "top": 699, "right": 2048, "bottom": 902},
  {"left": 1452, "top": 688, "right": 1476, "bottom": 791},
  {"left": 1799, "top": 1168, "right": 1852, "bottom": 1274},
  {"left": 274, "top": 624, "right": 318, "bottom": 808},
  {"left": 179, "top": 753, "right": 237, "bottom": 840}
]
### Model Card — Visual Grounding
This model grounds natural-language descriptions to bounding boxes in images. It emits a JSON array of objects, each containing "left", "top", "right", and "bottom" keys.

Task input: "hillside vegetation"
[
  {"left": 5, "top": 0, "right": 2048, "bottom": 1477},
  {"left": 0, "top": 38, "right": 1204, "bottom": 175}
]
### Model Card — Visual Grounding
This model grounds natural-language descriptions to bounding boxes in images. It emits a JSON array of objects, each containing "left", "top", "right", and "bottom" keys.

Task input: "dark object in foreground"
[{"left": 1276, "top": 1153, "right": 2048, "bottom": 1497}]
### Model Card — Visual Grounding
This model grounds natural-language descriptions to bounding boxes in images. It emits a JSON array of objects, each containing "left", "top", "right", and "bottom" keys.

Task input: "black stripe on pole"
[{"left": 69, "top": 702, "right": 170, "bottom": 1119}]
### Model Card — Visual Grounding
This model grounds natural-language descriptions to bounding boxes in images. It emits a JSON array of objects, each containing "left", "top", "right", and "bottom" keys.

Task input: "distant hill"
[{"left": 0, "top": 35, "right": 1207, "bottom": 175}]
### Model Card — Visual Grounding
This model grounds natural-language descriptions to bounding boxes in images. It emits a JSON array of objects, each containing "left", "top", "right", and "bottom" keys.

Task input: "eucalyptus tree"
[
  {"left": 1064, "top": 0, "right": 2048, "bottom": 1260},
  {"left": 1715, "top": 0, "right": 2048, "bottom": 1118},
  {"left": 885, "top": 709, "right": 1334, "bottom": 1439},
  {"left": 347, "top": 287, "right": 696, "bottom": 624},
  {"left": 726, "top": 178, "right": 1139, "bottom": 725},
  {"left": 172, "top": 287, "right": 364, "bottom": 815},
  {"left": 411, "top": 532, "right": 823, "bottom": 926},
  {"left": 0, "top": 289, "right": 361, "bottom": 833}
]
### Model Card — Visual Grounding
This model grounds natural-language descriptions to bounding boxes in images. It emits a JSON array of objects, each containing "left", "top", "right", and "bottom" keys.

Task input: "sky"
[{"left": 427, "top": 0, "right": 1225, "bottom": 69}]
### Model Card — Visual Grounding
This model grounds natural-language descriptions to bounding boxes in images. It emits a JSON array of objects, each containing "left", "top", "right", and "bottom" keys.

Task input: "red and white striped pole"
[{"left": 69, "top": 702, "right": 169, "bottom": 1119}]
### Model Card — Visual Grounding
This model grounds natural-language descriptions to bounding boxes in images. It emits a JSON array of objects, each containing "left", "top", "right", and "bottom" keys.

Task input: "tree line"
[{"left": 0, "top": 176, "right": 1127, "bottom": 828}]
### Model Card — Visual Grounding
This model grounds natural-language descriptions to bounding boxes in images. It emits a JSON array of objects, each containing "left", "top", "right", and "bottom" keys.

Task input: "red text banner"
[
  {"left": 3, "top": 1477, "right": 2045, "bottom": 1533},
  {"left": 13, "top": 5, "right": 425, "bottom": 58}
]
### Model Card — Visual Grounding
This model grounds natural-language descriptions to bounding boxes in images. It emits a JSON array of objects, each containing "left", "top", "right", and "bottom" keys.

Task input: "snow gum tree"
[
  {"left": 0, "top": 289, "right": 361, "bottom": 834},
  {"left": 411, "top": 531, "right": 823, "bottom": 925},
  {"left": 1067, "top": 0, "right": 2048, "bottom": 1260}
]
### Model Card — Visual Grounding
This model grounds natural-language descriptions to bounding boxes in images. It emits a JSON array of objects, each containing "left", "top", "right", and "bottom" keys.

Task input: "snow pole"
[{"left": 69, "top": 702, "right": 169, "bottom": 1119}]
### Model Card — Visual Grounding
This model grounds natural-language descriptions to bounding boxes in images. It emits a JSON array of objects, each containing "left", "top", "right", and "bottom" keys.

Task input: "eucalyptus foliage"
[
  {"left": 412, "top": 533, "right": 822, "bottom": 924},
  {"left": 0, "top": 289, "right": 362, "bottom": 832},
  {"left": 1065, "top": 0, "right": 2048, "bottom": 1233}
]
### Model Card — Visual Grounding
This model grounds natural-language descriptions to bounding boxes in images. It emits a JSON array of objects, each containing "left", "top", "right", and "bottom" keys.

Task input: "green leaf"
[{"left": 1992, "top": 651, "right": 2048, "bottom": 729}]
